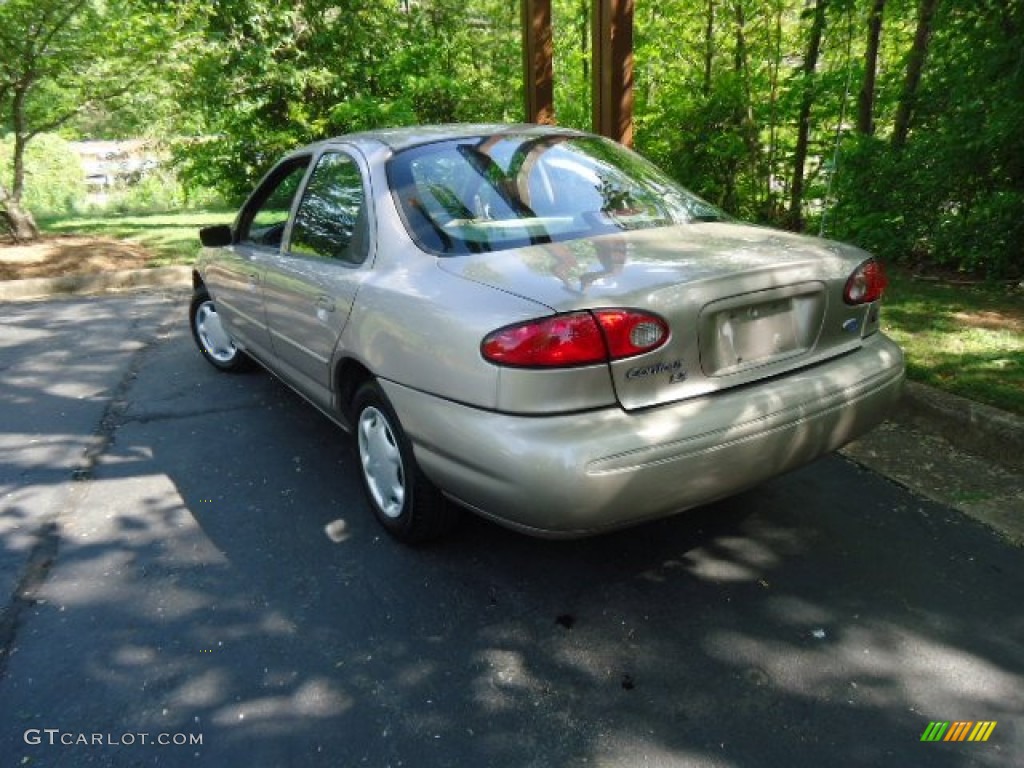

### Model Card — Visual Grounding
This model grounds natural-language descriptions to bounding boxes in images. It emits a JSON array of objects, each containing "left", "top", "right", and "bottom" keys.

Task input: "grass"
[
  {"left": 31, "top": 210, "right": 1024, "bottom": 416},
  {"left": 882, "top": 271, "right": 1024, "bottom": 415},
  {"left": 38, "top": 209, "right": 235, "bottom": 267}
]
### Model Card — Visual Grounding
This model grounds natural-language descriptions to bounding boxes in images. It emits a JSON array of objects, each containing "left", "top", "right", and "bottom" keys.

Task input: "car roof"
[{"left": 299, "top": 123, "right": 587, "bottom": 156}]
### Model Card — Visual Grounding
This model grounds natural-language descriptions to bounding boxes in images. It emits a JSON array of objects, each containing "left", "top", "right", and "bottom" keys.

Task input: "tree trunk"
[
  {"left": 856, "top": 0, "right": 886, "bottom": 135},
  {"left": 764, "top": 0, "right": 784, "bottom": 222},
  {"left": 5, "top": 86, "right": 42, "bottom": 242},
  {"left": 0, "top": 176, "right": 41, "bottom": 242},
  {"left": 788, "top": 0, "right": 829, "bottom": 231},
  {"left": 0, "top": 197, "right": 41, "bottom": 242},
  {"left": 726, "top": 0, "right": 756, "bottom": 215},
  {"left": 732, "top": 0, "right": 747, "bottom": 80},
  {"left": 703, "top": 0, "right": 715, "bottom": 96},
  {"left": 579, "top": 0, "right": 589, "bottom": 88},
  {"left": 892, "top": 0, "right": 940, "bottom": 149}
]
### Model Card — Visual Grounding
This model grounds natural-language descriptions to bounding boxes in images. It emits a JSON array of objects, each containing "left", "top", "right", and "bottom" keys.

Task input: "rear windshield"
[{"left": 387, "top": 133, "right": 725, "bottom": 256}]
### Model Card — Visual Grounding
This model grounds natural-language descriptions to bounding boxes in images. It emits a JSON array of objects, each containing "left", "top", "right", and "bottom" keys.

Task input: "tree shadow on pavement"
[{"left": 1, "top": 316, "right": 1022, "bottom": 767}]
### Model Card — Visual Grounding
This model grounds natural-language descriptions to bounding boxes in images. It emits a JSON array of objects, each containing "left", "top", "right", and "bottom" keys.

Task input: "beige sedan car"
[{"left": 191, "top": 124, "right": 904, "bottom": 543}]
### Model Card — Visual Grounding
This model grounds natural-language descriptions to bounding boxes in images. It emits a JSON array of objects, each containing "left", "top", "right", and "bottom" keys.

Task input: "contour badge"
[{"left": 625, "top": 360, "right": 686, "bottom": 383}]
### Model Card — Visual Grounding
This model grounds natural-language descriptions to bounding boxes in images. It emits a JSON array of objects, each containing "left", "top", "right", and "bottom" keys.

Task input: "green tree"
[
  {"left": 856, "top": 0, "right": 886, "bottom": 135},
  {"left": 174, "top": 0, "right": 521, "bottom": 202},
  {"left": 788, "top": 0, "right": 829, "bottom": 231},
  {"left": 891, "top": 0, "right": 940, "bottom": 150},
  {"left": 0, "top": 0, "right": 176, "bottom": 240},
  {"left": 830, "top": 0, "right": 1023, "bottom": 278},
  {"left": 156, "top": 0, "right": 1022, "bottom": 278},
  {"left": 0, "top": 134, "right": 87, "bottom": 215}
]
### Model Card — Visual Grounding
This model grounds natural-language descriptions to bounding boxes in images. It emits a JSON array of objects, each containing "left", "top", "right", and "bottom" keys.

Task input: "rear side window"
[{"left": 289, "top": 152, "right": 369, "bottom": 265}]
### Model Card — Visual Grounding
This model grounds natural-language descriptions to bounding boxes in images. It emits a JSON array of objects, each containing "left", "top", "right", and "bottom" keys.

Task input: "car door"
[
  {"left": 206, "top": 156, "right": 312, "bottom": 360},
  {"left": 261, "top": 148, "right": 373, "bottom": 411}
]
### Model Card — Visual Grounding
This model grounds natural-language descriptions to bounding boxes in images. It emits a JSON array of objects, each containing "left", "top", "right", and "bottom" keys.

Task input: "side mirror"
[{"left": 199, "top": 224, "right": 233, "bottom": 248}]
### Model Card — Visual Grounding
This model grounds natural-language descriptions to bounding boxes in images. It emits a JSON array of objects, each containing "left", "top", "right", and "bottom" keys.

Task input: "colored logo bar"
[{"left": 921, "top": 721, "right": 997, "bottom": 742}]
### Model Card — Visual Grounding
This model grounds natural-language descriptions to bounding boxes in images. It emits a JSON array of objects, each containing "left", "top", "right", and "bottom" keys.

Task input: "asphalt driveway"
[{"left": 1, "top": 290, "right": 1021, "bottom": 767}]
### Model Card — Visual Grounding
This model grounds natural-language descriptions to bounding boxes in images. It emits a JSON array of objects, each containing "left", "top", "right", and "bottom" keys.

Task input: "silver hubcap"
[
  {"left": 195, "top": 301, "right": 236, "bottom": 363},
  {"left": 358, "top": 406, "right": 405, "bottom": 519}
]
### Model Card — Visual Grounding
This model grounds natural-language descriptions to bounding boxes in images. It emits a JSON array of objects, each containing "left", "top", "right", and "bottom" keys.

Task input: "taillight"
[
  {"left": 482, "top": 312, "right": 606, "bottom": 367},
  {"left": 591, "top": 309, "right": 670, "bottom": 359},
  {"left": 844, "top": 259, "right": 888, "bottom": 304},
  {"left": 481, "top": 309, "right": 669, "bottom": 368}
]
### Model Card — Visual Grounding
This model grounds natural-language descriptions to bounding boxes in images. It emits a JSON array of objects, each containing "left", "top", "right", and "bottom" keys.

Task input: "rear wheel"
[
  {"left": 352, "top": 380, "right": 458, "bottom": 543},
  {"left": 189, "top": 288, "right": 251, "bottom": 372}
]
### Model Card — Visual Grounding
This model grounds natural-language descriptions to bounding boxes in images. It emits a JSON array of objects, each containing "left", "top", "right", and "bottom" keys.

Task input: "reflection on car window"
[
  {"left": 241, "top": 159, "right": 310, "bottom": 248},
  {"left": 290, "top": 152, "right": 369, "bottom": 265},
  {"left": 387, "top": 134, "right": 726, "bottom": 256}
]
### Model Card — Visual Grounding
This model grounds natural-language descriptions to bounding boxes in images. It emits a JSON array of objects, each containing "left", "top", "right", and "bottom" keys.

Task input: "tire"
[
  {"left": 189, "top": 288, "right": 252, "bottom": 372},
  {"left": 352, "top": 380, "right": 458, "bottom": 544}
]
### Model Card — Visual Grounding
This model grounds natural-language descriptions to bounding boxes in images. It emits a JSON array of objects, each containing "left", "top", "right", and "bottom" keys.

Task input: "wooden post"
[
  {"left": 591, "top": 0, "right": 634, "bottom": 146},
  {"left": 522, "top": 0, "right": 555, "bottom": 125}
]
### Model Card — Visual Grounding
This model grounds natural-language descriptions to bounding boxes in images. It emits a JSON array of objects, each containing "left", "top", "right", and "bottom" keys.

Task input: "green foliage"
[
  {"left": 638, "top": 75, "right": 761, "bottom": 218},
  {"left": 0, "top": 134, "right": 86, "bottom": 214},
  {"left": 632, "top": 0, "right": 1024, "bottom": 278},
  {"left": 172, "top": 0, "right": 522, "bottom": 202},
  {"left": 0, "top": 0, "right": 186, "bottom": 236},
  {"left": 827, "top": 0, "right": 1024, "bottom": 278},
  {"left": 110, "top": 174, "right": 182, "bottom": 214},
  {"left": 6, "top": 0, "right": 1010, "bottom": 277},
  {"left": 0, "top": 0, "right": 182, "bottom": 138}
]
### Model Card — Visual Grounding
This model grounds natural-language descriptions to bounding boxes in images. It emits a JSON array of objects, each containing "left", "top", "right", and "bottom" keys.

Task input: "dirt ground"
[{"left": 0, "top": 235, "right": 153, "bottom": 281}]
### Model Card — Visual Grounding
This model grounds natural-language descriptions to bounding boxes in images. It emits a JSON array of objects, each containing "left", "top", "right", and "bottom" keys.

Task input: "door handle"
[{"left": 315, "top": 295, "right": 336, "bottom": 313}]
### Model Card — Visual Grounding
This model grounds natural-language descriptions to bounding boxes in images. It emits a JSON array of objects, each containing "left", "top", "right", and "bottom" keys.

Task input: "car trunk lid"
[{"left": 440, "top": 222, "right": 877, "bottom": 411}]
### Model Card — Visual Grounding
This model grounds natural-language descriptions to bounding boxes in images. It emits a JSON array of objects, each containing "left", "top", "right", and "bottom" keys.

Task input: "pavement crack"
[
  {"left": 120, "top": 401, "right": 270, "bottom": 426},
  {"left": 0, "top": 521, "right": 58, "bottom": 681},
  {"left": 0, "top": 301, "right": 177, "bottom": 682}
]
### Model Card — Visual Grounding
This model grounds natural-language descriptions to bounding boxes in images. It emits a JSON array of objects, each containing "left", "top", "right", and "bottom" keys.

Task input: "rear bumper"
[{"left": 382, "top": 333, "right": 905, "bottom": 537}]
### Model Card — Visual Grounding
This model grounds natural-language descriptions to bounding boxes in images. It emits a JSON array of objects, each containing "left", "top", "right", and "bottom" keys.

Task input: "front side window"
[
  {"left": 387, "top": 133, "right": 725, "bottom": 256},
  {"left": 289, "top": 152, "right": 369, "bottom": 265},
  {"left": 239, "top": 158, "right": 310, "bottom": 248}
]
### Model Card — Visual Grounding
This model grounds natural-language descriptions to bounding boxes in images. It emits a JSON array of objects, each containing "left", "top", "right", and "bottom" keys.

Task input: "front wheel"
[
  {"left": 352, "top": 380, "right": 458, "bottom": 544},
  {"left": 189, "top": 288, "right": 251, "bottom": 372}
]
